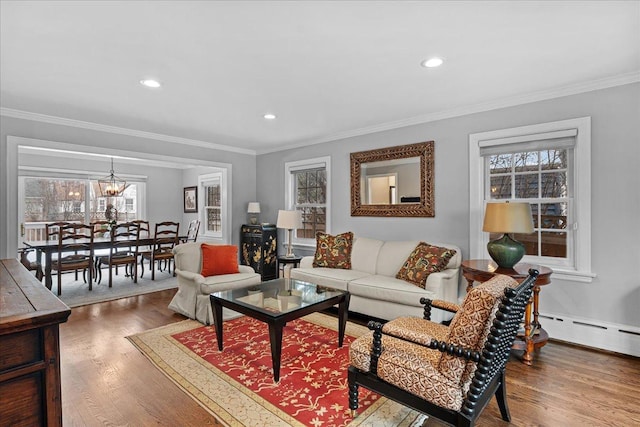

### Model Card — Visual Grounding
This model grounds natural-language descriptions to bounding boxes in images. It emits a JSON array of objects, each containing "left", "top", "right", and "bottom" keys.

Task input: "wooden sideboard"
[{"left": 0, "top": 258, "right": 71, "bottom": 427}]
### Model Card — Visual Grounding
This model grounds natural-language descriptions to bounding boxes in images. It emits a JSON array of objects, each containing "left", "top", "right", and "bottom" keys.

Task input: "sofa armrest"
[
  {"left": 176, "top": 268, "right": 203, "bottom": 282},
  {"left": 300, "top": 256, "right": 314, "bottom": 269},
  {"left": 238, "top": 265, "right": 256, "bottom": 274}
]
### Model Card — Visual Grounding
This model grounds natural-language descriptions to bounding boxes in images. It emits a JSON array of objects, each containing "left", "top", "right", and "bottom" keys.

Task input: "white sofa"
[
  {"left": 290, "top": 237, "right": 462, "bottom": 323},
  {"left": 168, "top": 242, "right": 261, "bottom": 324}
]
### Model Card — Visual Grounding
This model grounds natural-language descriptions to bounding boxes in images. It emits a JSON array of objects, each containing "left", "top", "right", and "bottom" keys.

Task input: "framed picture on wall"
[{"left": 183, "top": 186, "right": 198, "bottom": 213}]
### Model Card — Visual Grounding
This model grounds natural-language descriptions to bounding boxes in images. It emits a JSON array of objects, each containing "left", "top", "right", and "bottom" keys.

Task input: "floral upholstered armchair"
[{"left": 348, "top": 270, "right": 538, "bottom": 427}]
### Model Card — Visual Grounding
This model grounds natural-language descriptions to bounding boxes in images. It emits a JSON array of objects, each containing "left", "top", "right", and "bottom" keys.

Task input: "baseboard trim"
[{"left": 539, "top": 312, "right": 639, "bottom": 357}]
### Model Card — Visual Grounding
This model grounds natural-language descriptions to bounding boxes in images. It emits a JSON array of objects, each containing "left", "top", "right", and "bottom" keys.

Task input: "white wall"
[{"left": 256, "top": 83, "right": 640, "bottom": 333}]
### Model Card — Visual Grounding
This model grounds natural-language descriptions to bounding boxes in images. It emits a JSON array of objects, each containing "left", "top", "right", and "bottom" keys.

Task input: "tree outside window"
[
  {"left": 293, "top": 168, "right": 326, "bottom": 239},
  {"left": 488, "top": 149, "right": 569, "bottom": 258}
]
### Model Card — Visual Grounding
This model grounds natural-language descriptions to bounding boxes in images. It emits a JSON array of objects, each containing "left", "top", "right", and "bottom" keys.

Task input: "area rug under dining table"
[{"left": 128, "top": 312, "right": 427, "bottom": 427}]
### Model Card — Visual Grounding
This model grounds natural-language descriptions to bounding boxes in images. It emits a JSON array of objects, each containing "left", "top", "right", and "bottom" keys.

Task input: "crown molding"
[
  {"left": 2, "top": 71, "right": 637, "bottom": 156},
  {"left": 257, "top": 71, "right": 640, "bottom": 154},
  {"left": 0, "top": 108, "right": 257, "bottom": 156}
]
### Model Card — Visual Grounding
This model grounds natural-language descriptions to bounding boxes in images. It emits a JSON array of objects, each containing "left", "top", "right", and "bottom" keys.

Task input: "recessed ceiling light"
[
  {"left": 421, "top": 57, "right": 444, "bottom": 68},
  {"left": 263, "top": 113, "right": 277, "bottom": 120},
  {"left": 140, "top": 79, "right": 161, "bottom": 88}
]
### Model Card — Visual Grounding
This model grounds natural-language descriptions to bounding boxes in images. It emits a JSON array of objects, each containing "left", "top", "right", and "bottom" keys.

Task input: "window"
[
  {"left": 19, "top": 175, "right": 145, "bottom": 241},
  {"left": 285, "top": 157, "right": 331, "bottom": 245},
  {"left": 469, "top": 117, "right": 594, "bottom": 282},
  {"left": 198, "top": 171, "right": 229, "bottom": 241},
  {"left": 125, "top": 198, "right": 134, "bottom": 213}
]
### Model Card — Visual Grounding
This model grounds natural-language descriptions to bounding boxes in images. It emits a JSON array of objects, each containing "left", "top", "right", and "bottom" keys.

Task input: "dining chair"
[
  {"left": 18, "top": 247, "right": 44, "bottom": 281},
  {"left": 46, "top": 221, "right": 86, "bottom": 282},
  {"left": 50, "top": 223, "right": 94, "bottom": 296},
  {"left": 180, "top": 219, "right": 200, "bottom": 243},
  {"left": 96, "top": 221, "right": 140, "bottom": 288},
  {"left": 45, "top": 221, "right": 72, "bottom": 241},
  {"left": 140, "top": 221, "right": 179, "bottom": 280},
  {"left": 129, "top": 219, "right": 151, "bottom": 275}
]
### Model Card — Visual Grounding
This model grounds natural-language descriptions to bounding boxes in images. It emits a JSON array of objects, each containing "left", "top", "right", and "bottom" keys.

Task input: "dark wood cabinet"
[
  {"left": 240, "top": 224, "right": 277, "bottom": 281},
  {"left": 0, "top": 258, "right": 71, "bottom": 427}
]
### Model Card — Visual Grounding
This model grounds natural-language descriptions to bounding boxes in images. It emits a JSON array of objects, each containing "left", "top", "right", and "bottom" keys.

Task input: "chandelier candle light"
[
  {"left": 482, "top": 201, "right": 534, "bottom": 269},
  {"left": 277, "top": 210, "right": 303, "bottom": 258},
  {"left": 98, "top": 158, "right": 127, "bottom": 197},
  {"left": 247, "top": 202, "right": 261, "bottom": 225}
]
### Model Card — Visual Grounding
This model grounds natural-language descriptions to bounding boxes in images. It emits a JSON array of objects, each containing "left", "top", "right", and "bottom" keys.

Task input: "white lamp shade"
[
  {"left": 483, "top": 202, "right": 534, "bottom": 234},
  {"left": 276, "top": 210, "right": 302, "bottom": 229},
  {"left": 247, "top": 202, "right": 261, "bottom": 213}
]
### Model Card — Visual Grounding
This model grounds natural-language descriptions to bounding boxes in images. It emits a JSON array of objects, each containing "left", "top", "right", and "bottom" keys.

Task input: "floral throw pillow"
[
  {"left": 312, "top": 231, "right": 354, "bottom": 269},
  {"left": 396, "top": 242, "right": 457, "bottom": 288}
]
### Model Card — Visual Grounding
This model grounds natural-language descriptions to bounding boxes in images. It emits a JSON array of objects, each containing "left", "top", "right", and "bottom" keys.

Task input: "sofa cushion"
[
  {"left": 396, "top": 242, "right": 457, "bottom": 288},
  {"left": 350, "top": 237, "right": 384, "bottom": 274},
  {"left": 375, "top": 241, "right": 421, "bottom": 277},
  {"left": 313, "top": 231, "right": 354, "bottom": 269},
  {"left": 349, "top": 274, "right": 436, "bottom": 307},
  {"left": 201, "top": 244, "right": 240, "bottom": 277},
  {"left": 290, "top": 267, "right": 370, "bottom": 292}
]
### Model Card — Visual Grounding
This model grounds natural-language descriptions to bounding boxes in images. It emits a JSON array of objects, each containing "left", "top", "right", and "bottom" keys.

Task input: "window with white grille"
[
  {"left": 285, "top": 157, "right": 331, "bottom": 246},
  {"left": 469, "top": 117, "right": 594, "bottom": 282}
]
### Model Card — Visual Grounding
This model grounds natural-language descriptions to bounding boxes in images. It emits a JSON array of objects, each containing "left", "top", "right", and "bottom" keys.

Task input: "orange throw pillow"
[{"left": 201, "top": 244, "right": 240, "bottom": 277}]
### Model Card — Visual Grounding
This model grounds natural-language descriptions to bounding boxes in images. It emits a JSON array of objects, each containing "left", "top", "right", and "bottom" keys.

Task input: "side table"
[
  {"left": 460, "top": 259, "right": 553, "bottom": 366},
  {"left": 277, "top": 256, "right": 302, "bottom": 278}
]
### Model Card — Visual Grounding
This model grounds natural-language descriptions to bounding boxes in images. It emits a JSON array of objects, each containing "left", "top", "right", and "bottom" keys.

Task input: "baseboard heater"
[{"left": 538, "top": 313, "right": 640, "bottom": 357}]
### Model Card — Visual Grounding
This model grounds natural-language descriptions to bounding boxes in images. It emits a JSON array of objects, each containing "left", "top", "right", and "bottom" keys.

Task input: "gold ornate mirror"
[{"left": 350, "top": 141, "right": 434, "bottom": 217}]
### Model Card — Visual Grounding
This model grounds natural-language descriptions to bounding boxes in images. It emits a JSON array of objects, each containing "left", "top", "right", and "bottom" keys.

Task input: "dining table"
[{"left": 23, "top": 237, "right": 157, "bottom": 290}]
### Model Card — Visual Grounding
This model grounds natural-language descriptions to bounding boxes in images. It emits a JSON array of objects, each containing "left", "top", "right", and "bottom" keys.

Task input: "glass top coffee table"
[{"left": 210, "top": 278, "right": 351, "bottom": 382}]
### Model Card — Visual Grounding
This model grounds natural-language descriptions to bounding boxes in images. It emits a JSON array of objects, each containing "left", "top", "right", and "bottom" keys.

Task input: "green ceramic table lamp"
[{"left": 482, "top": 202, "right": 534, "bottom": 269}]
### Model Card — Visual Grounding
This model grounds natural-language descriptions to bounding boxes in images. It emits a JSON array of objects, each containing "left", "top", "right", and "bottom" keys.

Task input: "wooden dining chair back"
[
  {"left": 90, "top": 220, "right": 110, "bottom": 238},
  {"left": 50, "top": 223, "right": 94, "bottom": 296},
  {"left": 132, "top": 219, "right": 152, "bottom": 264},
  {"left": 348, "top": 270, "right": 539, "bottom": 427},
  {"left": 140, "top": 221, "right": 179, "bottom": 280},
  {"left": 45, "top": 221, "right": 72, "bottom": 241},
  {"left": 181, "top": 219, "right": 200, "bottom": 243},
  {"left": 130, "top": 220, "right": 151, "bottom": 240},
  {"left": 96, "top": 221, "right": 140, "bottom": 288}
]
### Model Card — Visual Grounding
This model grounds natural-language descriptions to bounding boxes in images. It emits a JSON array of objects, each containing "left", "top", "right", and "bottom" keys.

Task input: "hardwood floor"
[{"left": 59, "top": 290, "right": 640, "bottom": 427}]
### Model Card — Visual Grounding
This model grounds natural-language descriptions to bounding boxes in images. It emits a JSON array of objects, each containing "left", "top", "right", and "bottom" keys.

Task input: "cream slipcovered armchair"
[{"left": 168, "top": 242, "right": 261, "bottom": 324}]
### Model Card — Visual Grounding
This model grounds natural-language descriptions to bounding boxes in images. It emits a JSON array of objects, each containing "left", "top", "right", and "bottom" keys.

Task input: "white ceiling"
[{"left": 1, "top": 1, "right": 639, "bottom": 154}]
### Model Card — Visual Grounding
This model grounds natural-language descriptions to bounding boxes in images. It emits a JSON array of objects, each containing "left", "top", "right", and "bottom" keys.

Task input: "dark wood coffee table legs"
[
  {"left": 212, "top": 298, "right": 224, "bottom": 350},
  {"left": 268, "top": 321, "right": 285, "bottom": 381},
  {"left": 338, "top": 292, "right": 351, "bottom": 347}
]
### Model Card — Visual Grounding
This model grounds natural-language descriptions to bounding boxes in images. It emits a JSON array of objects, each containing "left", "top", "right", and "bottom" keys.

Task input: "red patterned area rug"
[{"left": 128, "top": 312, "right": 426, "bottom": 427}]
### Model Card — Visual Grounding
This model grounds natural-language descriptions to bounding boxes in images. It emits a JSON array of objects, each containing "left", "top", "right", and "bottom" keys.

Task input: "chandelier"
[{"left": 98, "top": 158, "right": 127, "bottom": 197}]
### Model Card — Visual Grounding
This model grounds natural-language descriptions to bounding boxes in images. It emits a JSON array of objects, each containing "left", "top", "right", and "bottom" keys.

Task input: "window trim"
[
  {"left": 469, "top": 117, "right": 594, "bottom": 282},
  {"left": 284, "top": 156, "right": 331, "bottom": 247}
]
